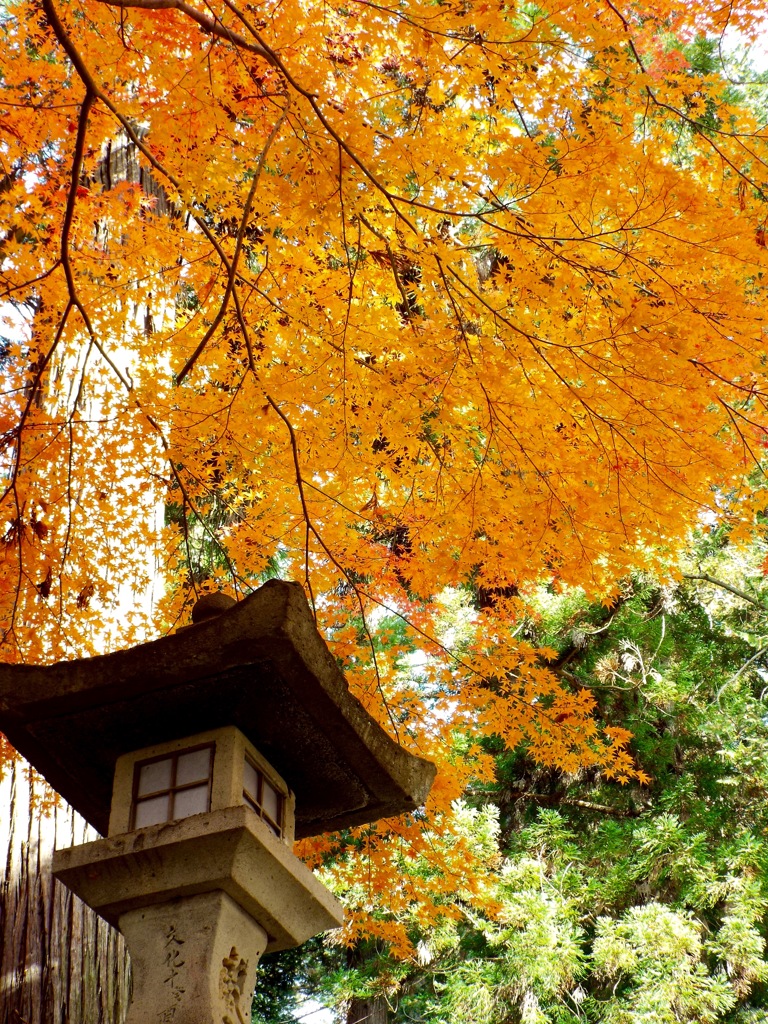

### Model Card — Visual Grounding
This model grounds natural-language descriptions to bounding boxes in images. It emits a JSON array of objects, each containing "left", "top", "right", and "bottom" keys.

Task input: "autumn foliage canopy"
[{"left": 2, "top": 0, "right": 768, "bottom": 947}]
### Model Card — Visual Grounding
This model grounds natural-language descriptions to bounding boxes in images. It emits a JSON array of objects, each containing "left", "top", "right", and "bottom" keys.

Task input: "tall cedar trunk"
[
  {"left": 345, "top": 996, "right": 390, "bottom": 1024},
  {"left": 1, "top": 136, "right": 154, "bottom": 1024},
  {"left": 94, "top": 134, "right": 174, "bottom": 217},
  {"left": 345, "top": 943, "right": 390, "bottom": 1024},
  {"left": 0, "top": 752, "right": 131, "bottom": 1024}
]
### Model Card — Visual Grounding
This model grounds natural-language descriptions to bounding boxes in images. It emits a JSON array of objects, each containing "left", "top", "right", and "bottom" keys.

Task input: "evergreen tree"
[{"left": 256, "top": 524, "right": 768, "bottom": 1023}]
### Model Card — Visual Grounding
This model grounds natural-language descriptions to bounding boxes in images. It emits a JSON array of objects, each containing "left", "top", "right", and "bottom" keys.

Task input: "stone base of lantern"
[{"left": 121, "top": 890, "right": 267, "bottom": 1024}]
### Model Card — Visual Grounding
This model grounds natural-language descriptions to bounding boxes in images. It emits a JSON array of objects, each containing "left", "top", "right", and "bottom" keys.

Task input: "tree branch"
[
  {"left": 92, "top": 0, "right": 275, "bottom": 63},
  {"left": 519, "top": 792, "right": 643, "bottom": 817},
  {"left": 176, "top": 97, "right": 289, "bottom": 383},
  {"left": 682, "top": 572, "right": 766, "bottom": 609}
]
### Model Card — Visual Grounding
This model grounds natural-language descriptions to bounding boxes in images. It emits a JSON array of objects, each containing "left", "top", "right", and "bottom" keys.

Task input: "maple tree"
[{"left": 2, "top": 0, "right": 768, "bottom": 952}]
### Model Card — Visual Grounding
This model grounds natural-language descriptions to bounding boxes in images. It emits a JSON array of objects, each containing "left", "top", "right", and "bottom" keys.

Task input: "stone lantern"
[{"left": 0, "top": 580, "right": 435, "bottom": 1024}]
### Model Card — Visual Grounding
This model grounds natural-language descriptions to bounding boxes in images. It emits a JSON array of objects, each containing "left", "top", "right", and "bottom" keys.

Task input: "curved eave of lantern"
[{"left": 0, "top": 579, "right": 436, "bottom": 838}]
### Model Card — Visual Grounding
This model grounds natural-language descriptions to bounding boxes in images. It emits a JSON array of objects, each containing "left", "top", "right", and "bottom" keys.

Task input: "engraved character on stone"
[{"left": 220, "top": 946, "right": 249, "bottom": 1024}]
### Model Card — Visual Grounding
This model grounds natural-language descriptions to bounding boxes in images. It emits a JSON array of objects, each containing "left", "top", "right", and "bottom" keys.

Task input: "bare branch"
[
  {"left": 519, "top": 791, "right": 644, "bottom": 817},
  {"left": 682, "top": 572, "right": 767, "bottom": 609}
]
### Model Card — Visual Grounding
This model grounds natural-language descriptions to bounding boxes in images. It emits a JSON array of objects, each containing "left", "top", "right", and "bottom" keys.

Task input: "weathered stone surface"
[
  {"left": 0, "top": 579, "right": 436, "bottom": 838},
  {"left": 190, "top": 592, "right": 237, "bottom": 623},
  {"left": 119, "top": 890, "right": 268, "bottom": 1024},
  {"left": 52, "top": 805, "right": 343, "bottom": 952}
]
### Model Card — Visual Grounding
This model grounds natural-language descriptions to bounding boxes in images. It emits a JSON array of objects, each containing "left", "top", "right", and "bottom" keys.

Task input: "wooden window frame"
[
  {"left": 130, "top": 742, "right": 214, "bottom": 829},
  {"left": 243, "top": 756, "right": 284, "bottom": 837}
]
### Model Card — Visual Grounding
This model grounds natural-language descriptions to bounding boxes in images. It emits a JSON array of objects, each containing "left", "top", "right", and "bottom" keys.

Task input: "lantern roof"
[{"left": 0, "top": 580, "right": 435, "bottom": 837}]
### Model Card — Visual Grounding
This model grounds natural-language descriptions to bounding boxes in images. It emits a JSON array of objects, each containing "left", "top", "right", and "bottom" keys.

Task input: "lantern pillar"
[{"left": 121, "top": 893, "right": 267, "bottom": 1024}]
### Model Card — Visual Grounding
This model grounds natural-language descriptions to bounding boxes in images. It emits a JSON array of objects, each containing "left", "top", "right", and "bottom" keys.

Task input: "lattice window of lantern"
[
  {"left": 131, "top": 744, "right": 214, "bottom": 829},
  {"left": 243, "top": 757, "right": 284, "bottom": 836}
]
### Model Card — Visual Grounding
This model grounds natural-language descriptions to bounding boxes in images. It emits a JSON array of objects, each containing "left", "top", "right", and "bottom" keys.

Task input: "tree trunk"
[
  {"left": 345, "top": 996, "right": 389, "bottom": 1024},
  {"left": 0, "top": 752, "right": 131, "bottom": 1024}
]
